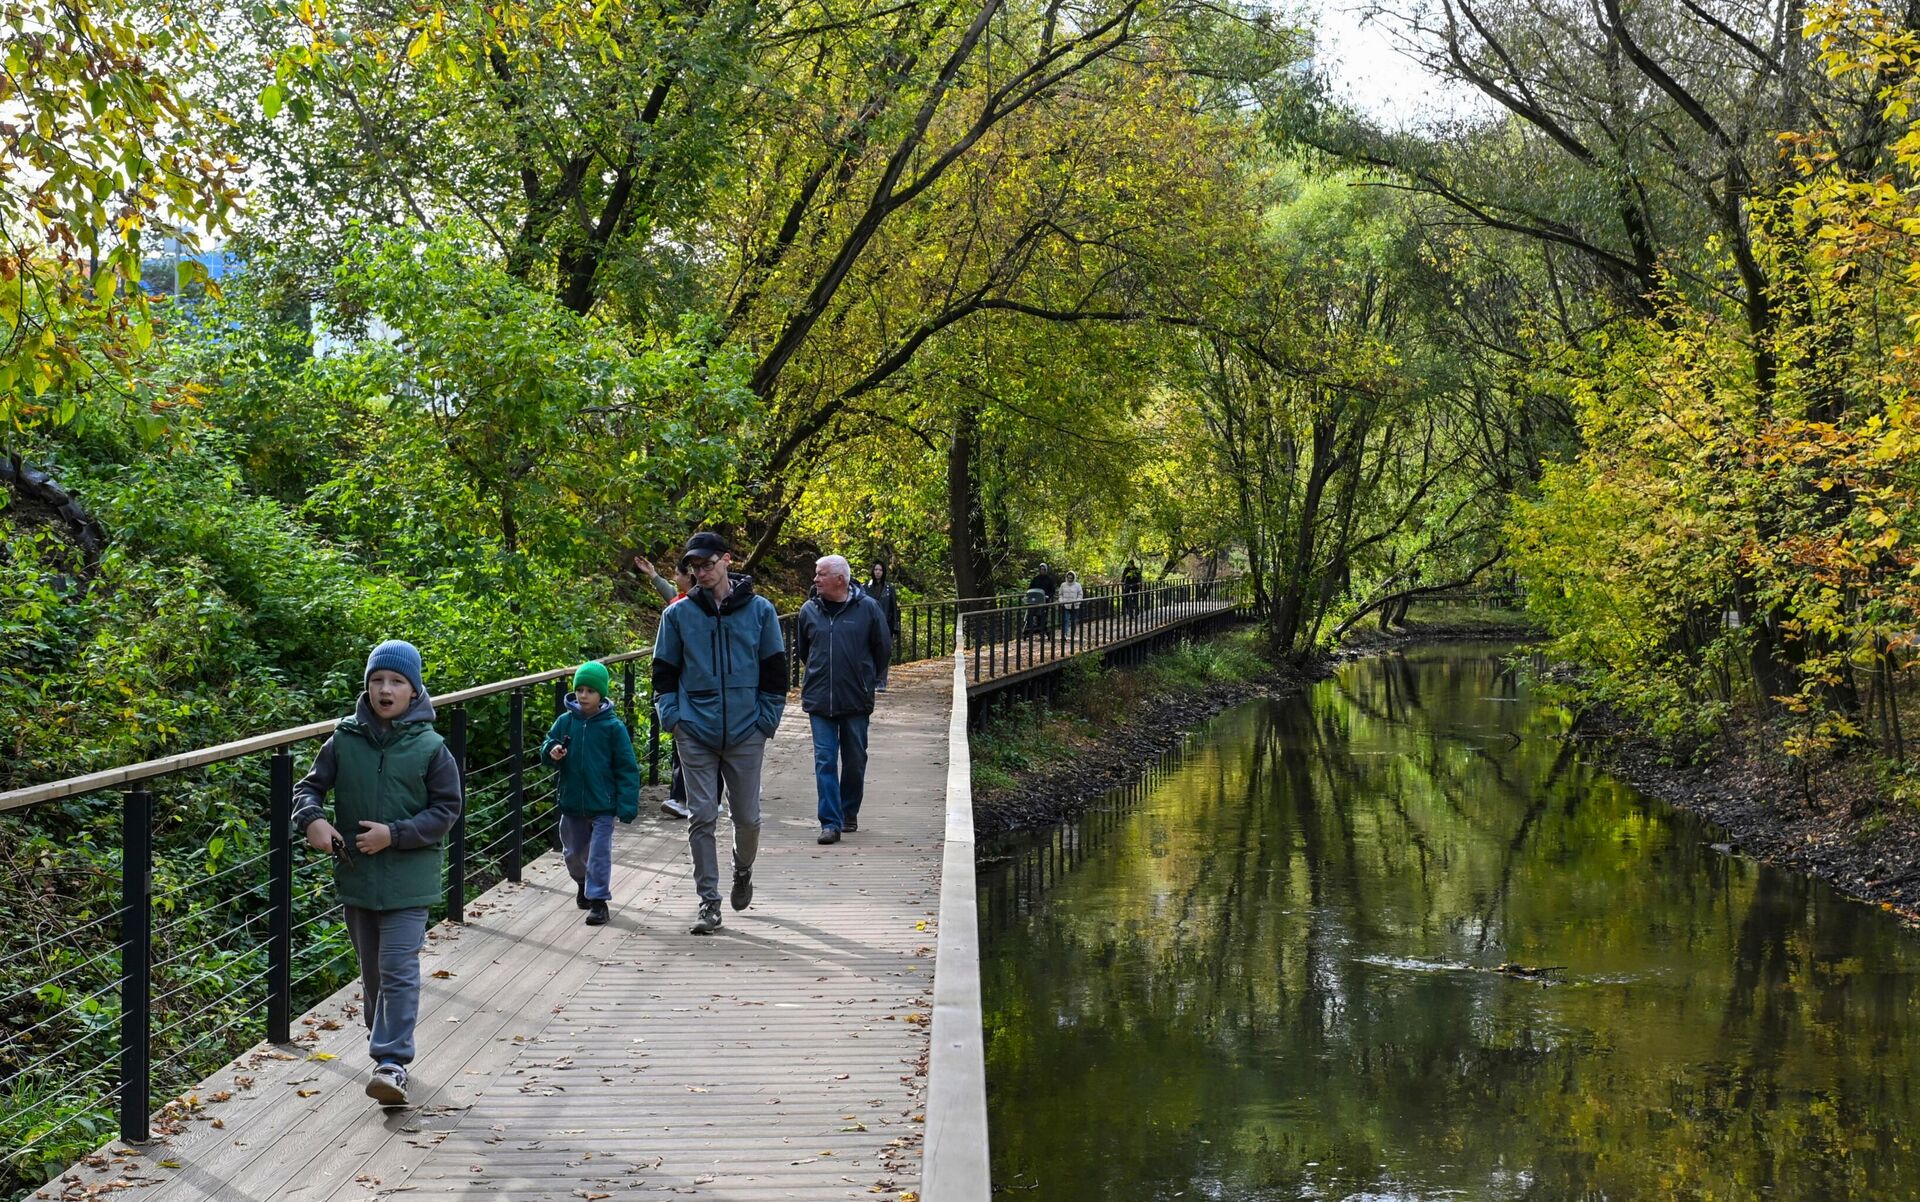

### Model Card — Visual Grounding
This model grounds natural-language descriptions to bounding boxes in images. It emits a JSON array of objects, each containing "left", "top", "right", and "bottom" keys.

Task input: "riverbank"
[
  {"left": 970, "top": 614, "right": 1534, "bottom": 837},
  {"left": 973, "top": 616, "right": 1920, "bottom": 926},
  {"left": 1588, "top": 716, "right": 1920, "bottom": 921}
]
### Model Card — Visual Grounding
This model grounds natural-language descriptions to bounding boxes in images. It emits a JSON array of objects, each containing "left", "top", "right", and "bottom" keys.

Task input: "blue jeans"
[
  {"left": 560, "top": 812, "right": 615, "bottom": 901},
  {"left": 343, "top": 905, "right": 428, "bottom": 1067},
  {"left": 1061, "top": 608, "right": 1077, "bottom": 635},
  {"left": 810, "top": 714, "right": 870, "bottom": 831}
]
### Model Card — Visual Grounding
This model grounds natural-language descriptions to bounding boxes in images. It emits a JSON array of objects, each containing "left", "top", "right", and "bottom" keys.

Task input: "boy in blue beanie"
[
  {"left": 540, "top": 661, "right": 641, "bottom": 926},
  {"left": 292, "top": 639, "right": 464, "bottom": 1107}
]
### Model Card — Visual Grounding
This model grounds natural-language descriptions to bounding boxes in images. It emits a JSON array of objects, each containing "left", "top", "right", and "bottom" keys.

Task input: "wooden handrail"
[{"left": 0, "top": 648, "right": 656, "bottom": 813}]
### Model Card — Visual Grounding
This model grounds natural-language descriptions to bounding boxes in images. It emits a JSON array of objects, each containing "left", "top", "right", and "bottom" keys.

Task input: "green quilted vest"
[{"left": 330, "top": 717, "right": 448, "bottom": 910}]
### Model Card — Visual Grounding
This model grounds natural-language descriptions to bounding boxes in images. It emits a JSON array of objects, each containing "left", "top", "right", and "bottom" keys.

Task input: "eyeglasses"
[{"left": 686, "top": 557, "right": 719, "bottom": 572}]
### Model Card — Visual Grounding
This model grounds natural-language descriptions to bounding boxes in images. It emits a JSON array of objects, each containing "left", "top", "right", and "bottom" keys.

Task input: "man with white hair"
[{"left": 794, "top": 554, "right": 893, "bottom": 843}]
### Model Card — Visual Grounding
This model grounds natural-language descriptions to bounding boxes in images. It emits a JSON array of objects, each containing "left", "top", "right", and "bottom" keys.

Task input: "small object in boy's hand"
[{"left": 329, "top": 834, "right": 352, "bottom": 865}]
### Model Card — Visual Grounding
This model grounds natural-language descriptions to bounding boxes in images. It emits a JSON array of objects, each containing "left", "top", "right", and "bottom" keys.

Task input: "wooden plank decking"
[{"left": 40, "top": 664, "right": 954, "bottom": 1202}]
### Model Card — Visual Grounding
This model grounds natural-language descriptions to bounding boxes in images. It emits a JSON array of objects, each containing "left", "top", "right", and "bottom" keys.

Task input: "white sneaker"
[{"left": 660, "top": 796, "right": 692, "bottom": 819}]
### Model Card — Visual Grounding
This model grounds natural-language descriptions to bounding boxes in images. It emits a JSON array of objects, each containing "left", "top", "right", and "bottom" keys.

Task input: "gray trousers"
[
  {"left": 679, "top": 732, "right": 767, "bottom": 905},
  {"left": 560, "top": 812, "right": 615, "bottom": 901},
  {"left": 343, "top": 905, "right": 428, "bottom": 1067}
]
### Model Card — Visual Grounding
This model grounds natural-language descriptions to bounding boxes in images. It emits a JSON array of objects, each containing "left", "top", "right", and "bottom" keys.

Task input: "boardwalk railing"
[
  {"left": 0, "top": 648, "right": 664, "bottom": 1180},
  {"left": 0, "top": 571, "right": 1229, "bottom": 1190},
  {"left": 960, "top": 575, "right": 1247, "bottom": 688}
]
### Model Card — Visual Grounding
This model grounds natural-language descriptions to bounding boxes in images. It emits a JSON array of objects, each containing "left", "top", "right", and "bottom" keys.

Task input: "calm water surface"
[{"left": 978, "top": 644, "right": 1920, "bottom": 1201}]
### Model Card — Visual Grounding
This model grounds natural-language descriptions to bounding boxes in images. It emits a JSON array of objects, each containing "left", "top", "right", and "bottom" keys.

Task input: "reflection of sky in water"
[{"left": 980, "top": 644, "right": 1920, "bottom": 1202}]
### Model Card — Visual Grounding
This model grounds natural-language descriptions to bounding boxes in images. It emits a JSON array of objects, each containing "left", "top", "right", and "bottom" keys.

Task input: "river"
[{"left": 977, "top": 643, "right": 1920, "bottom": 1200}]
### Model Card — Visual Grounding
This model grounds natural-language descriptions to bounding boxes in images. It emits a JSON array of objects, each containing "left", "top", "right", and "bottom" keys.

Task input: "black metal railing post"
[
  {"left": 622, "top": 662, "right": 637, "bottom": 735},
  {"left": 119, "top": 787, "right": 152, "bottom": 1144},
  {"left": 446, "top": 706, "right": 468, "bottom": 923},
  {"left": 268, "top": 750, "right": 293, "bottom": 1044},
  {"left": 647, "top": 705, "right": 661, "bottom": 786},
  {"left": 507, "top": 689, "right": 525, "bottom": 884},
  {"left": 971, "top": 611, "right": 981, "bottom": 681}
]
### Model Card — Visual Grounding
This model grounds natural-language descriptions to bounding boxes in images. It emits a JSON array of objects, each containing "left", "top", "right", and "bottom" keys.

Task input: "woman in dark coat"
[{"left": 865, "top": 562, "right": 902, "bottom": 690}]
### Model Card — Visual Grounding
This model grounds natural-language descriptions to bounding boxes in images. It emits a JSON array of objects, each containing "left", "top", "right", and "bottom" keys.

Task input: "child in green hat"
[{"left": 539, "top": 660, "right": 641, "bottom": 926}]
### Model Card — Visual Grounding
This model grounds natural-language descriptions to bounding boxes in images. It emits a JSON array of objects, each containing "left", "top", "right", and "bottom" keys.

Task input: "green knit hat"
[{"left": 572, "top": 661, "right": 612, "bottom": 697}]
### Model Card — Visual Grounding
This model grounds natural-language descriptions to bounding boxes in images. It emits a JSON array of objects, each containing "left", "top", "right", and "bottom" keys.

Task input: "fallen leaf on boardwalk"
[
  {"left": 901, "top": 1193, "right": 920, "bottom": 1202},
  {"left": 914, "top": 922, "right": 927, "bottom": 931},
  {"left": 431, "top": 970, "right": 455, "bottom": 979},
  {"left": 902, "top": 1013, "right": 928, "bottom": 1025},
  {"left": 318, "top": 1019, "right": 342, "bottom": 1031},
  {"left": 307, "top": 1052, "right": 336, "bottom": 1061},
  {"left": 233, "top": 1078, "right": 254, "bottom": 1091},
  {"left": 574, "top": 1192, "right": 610, "bottom": 1200},
  {"left": 207, "top": 1091, "right": 231, "bottom": 1103},
  {"left": 686, "top": 1086, "right": 709, "bottom": 1093},
  {"left": 834, "top": 1074, "right": 850, "bottom": 1081},
  {"left": 842, "top": 1123, "right": 868, "bottom": 1132},
  {"left": 693, "top": 1175, "right": 716, "bottom": 1185},
  {"left": 296, "top": 1089, "right": 320, "bottom": 1098},
  {"left": 210, "top": 1120, "right": 225, "bottom": 1130}
]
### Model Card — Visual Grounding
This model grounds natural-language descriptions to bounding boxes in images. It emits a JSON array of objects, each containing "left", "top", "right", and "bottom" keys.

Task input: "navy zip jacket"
[
  {"left": 795, "top": 585, "right": 892, "bottom": 717},
  {"left": 651, "top": 572, "right": 788, "bottom": 749}
]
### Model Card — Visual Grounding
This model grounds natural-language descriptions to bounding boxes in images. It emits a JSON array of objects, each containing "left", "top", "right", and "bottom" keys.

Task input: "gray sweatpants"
[
  {"left": 679, "top": 733, "right": 767, "bottom": 905},
  {"left": 343, "top": 905, "right": 428, "bottom": 1068}
]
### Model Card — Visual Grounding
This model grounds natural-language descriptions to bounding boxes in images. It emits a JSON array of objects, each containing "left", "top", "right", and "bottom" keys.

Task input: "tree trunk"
[{"left": 948, "top": 400, "right": 991, "bottom": 600}]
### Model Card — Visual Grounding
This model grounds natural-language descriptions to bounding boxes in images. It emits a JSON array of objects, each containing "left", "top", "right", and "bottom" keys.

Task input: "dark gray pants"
[
  {"left": 679, "top": 733, "right": 767, "bottom": 905},
  {"left": 343, "top": 905, "right": 428, "bottom": 1067}
]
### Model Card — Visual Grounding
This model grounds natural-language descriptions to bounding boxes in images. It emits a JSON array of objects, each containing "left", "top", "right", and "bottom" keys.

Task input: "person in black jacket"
[
  {"left": 864, "top": 561, "right": 902, "bottom": 690},
  {"left": 1025, "top": 562, "right": 1059, "bottom": 635},
  {"left": 795, "top": 555, "right": 892, "bottom": 843}
]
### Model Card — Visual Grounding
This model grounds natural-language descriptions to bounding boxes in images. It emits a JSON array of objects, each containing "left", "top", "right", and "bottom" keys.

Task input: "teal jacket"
[
  {"left": 538, "top": 696, "right": 641, "bottom": 821},
  {"left": 651, "top": 573, "right": 788, "bottom": 749},
  {"left": 291, "top": 692, "right": 463, "bottom": 911}
]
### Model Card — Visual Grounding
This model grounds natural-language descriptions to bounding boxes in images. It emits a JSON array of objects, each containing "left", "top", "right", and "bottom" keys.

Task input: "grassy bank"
[{"left": 970, "top": 628, "right": 1282, "bottom": 801}]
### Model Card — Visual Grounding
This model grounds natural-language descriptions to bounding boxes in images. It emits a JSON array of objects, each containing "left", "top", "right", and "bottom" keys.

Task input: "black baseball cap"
[{"left": 679, "top": 531, "right": 731, "bottom": 569}]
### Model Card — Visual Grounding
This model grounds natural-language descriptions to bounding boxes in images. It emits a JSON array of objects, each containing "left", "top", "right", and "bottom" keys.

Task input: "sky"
[{"left": 1306, "top": 0, "right": 1484, "bottom": 126}]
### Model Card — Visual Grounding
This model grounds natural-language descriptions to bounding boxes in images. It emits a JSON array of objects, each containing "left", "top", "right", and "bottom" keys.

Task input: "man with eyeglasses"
[{"left": 651, "top": 532, "right": 789, "bottom": 935}]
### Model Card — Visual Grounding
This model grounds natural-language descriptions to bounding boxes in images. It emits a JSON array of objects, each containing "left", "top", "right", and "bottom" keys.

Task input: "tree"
[{"left": 1, "top": 0, "right": 239, "bottom": 432}]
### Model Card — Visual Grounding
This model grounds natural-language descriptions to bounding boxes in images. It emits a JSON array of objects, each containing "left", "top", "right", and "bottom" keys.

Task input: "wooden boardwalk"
[
  {"left": 42, "top": 665, "right": 954, "bottom": 1202},
  {"left": 962, "top": 597, "right": 1239, "bottom": 693}
]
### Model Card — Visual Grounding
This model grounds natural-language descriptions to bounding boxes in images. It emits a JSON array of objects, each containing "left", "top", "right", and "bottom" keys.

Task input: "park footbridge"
[{"left": 0, "top": 578, "right": 1246, "bottom": 1202}]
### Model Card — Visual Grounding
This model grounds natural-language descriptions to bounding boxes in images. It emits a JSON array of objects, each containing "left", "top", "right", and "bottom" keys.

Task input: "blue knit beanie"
[{"left": 364, "top": 640, "right": 427, "bottom": 697}]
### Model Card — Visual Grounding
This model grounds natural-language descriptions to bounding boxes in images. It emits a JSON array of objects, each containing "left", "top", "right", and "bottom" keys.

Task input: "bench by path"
[{"left": 39, "top": 663, "right": 955, "bottom": 1202}]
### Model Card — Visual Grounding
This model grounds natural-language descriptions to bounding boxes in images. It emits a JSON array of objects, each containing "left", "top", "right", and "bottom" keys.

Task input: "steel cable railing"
[{"left": 0, "top": 574, "right": 1242, "bottom": 1178}]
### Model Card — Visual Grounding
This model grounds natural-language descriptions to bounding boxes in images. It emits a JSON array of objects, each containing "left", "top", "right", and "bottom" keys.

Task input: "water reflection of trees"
[{"left": 984, "top": 647, "right": 1920, "bottom": 1201}]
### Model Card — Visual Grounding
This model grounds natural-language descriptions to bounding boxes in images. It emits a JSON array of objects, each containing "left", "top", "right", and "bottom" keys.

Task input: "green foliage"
[
  {"left": 0, "top": 0, "right": 239, "bottom": 430},
  {"left": 319, "top": 224, "right": 756, "bottom": 572}
]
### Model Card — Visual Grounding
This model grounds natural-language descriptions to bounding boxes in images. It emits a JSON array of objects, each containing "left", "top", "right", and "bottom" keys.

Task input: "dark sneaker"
[
  {"left": 689, "top": 901, "right": 723, "bottom": 935},
  {"left": 574, "top": 880, "right": 589, "bottom": 910},
  {"left": 842, "top": 817, "right": 858, "bottom": 833},
  {"left": 730, "top": 869, "right": 753, "bottom": 912},
  {"left": 661, "top": 796, "right": 692, "bottom": 819},
  {"left": 585, "top": 899, "right": 609, "bottom": 926},
  {"left": 366, "top": 1063, "right": 409, "bottom": 1107},
  {"left": 817, "top": 826, "right": 840, "bottom": 845}
]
